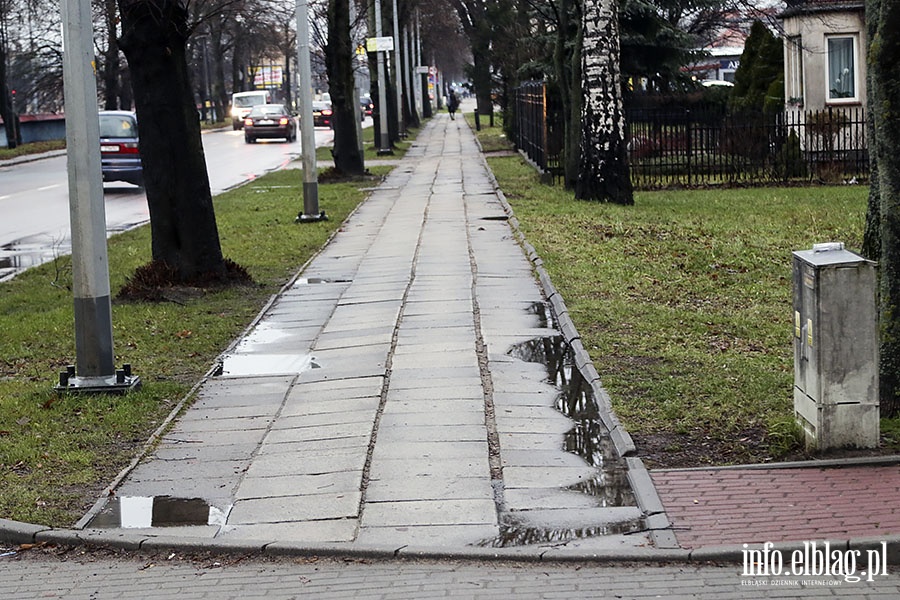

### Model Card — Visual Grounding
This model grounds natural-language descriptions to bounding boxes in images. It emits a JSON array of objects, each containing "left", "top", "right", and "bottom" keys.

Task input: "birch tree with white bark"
[{"left": 575, "top": 0, "right": 633, "bottom": 205}]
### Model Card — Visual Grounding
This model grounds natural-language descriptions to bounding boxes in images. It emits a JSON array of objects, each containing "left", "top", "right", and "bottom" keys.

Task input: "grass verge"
[
  {"left": 469, "top": 113, "right": 894, "bottom": 467},
  {"left": 0, "top": 164, "right": 391, "bottom": 527},
  {"left": 0, "top": 140, "right": 66, "bottom": 161}
]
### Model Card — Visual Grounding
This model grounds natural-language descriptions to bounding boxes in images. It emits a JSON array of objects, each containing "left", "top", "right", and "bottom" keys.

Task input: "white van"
[{"left": 231, "top": 90, "right": 271, "bottom": 129}]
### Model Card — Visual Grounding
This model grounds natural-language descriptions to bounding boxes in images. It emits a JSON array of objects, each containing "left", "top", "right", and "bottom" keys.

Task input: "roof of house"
[{"left": 781, "top": 0, "right": 865, "bottom": 18}]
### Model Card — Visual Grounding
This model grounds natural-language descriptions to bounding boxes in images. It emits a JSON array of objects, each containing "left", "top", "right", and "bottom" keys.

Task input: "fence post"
[
  {"left": 686, "top": 110, "right": 692, "bottom": 187},
  {"left": 541, "top": 83, "right": 548, "bottom": 171}
]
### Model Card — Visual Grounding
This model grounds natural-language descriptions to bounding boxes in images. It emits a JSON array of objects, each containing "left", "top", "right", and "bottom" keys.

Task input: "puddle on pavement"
[
  {"left": 1, "top": 221, "right": 147, "bottom": 281},
  {"left": 292, "top": 276, "right": 352, "bottom": 287},
  {"left": 86, "top": 496, "right": 229, "bottom": 529},
  {"left": 487, "top": 513, "right": 642, "bottom": 548},
  {"left": 217, "top": 353, "right": 316, "bottom": 376},
  {"left": 482, "top": 303, "right": 643, "bottom": 547},
  {"left": 0, "top": 240, "right": 64, "bottom": 281}
]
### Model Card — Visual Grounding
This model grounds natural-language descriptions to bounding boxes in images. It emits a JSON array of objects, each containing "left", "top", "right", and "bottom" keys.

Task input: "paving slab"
[
  {"left": 364, "top": 475, "right": 495, "bottom": 504},
  {"left": 228, "top": 492, "right": 362, "bottom": 524},
  {"left": 354, "top": 523, "right": 499, "bottom": 547},
  {"left": 242, "top": 450, "right": 366, "bottom": 478},
  {"left": 235, "top": 471, "right": 362, "bottom": 500},
  {"left": 360, "top": 498, "right": 497, "bottom": 528},
  {"left": 218, "top": 519, "right": 358, "bottom": 543}
]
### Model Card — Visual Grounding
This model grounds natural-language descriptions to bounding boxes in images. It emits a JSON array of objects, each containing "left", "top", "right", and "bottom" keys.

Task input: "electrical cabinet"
[{"left": 792, "top": 244, "right": 878, "bottom": 450}]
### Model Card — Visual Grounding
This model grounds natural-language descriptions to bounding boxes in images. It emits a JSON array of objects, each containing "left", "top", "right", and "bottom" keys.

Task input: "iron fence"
[{"left": 511, "top": 83, "right": 869, "bottom": 189}]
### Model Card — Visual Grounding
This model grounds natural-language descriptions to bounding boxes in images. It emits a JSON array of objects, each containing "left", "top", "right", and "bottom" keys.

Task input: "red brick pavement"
[{"left": 650, "top": 465, "right": 900, "bottom": 549}]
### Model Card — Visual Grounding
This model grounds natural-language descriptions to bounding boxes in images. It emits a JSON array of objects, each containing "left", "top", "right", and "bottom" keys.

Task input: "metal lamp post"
[
  {"left": 373, "top": 0, "right": 392, "bottom": 154},
  {"left": 391, "top": 0, "right": 403, "bottom": 138},
  {"left": 295, "top": 0, "right": 326, "bottom": 223},
  {"left": 58, "top": 0, "right": 139, "bottom": 393}
]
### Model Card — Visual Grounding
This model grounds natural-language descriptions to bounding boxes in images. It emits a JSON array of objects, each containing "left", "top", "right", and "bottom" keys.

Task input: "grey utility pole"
[
  {"left": 374, "top": 0, "right": 391, "bottom": 154},
  {"left": 58, "top": 0, "right": 139, "bottom": 393},
  {"left": 391, "top": 0, "right": 403, "bottom": 137},
  {"left": 295, "top": 0, "right": 326, "bottom": 223}
]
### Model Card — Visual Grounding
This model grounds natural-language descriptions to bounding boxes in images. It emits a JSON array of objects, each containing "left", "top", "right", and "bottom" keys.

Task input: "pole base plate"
[{"left": 296, "top": 211, "right": 328, "bottom": 223}]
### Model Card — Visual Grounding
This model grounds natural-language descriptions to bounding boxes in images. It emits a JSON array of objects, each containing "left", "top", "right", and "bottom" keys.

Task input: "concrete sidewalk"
[{"left": 46, "top": 111, "right": 648, "bottom": 558}]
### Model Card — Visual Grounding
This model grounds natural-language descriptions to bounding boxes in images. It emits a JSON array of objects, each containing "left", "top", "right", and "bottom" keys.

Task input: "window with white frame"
[
  {"left": 786, "top": 36, "right": 804, "bottom": 105},
  {"left": 827, "top": 35, "right": 858, "bottom": 102}
]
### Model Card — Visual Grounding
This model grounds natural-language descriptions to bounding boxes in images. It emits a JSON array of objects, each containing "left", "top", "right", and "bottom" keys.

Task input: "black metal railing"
[{"left": 511, "top": 83, "right": 869, "bottom": 189}]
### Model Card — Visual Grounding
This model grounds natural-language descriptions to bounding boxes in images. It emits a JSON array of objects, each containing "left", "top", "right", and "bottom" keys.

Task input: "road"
[
  {"left": 0, "top": 124, "right": 338, "bottom": 281},
  {"left": 2, "top": 546, "right": 899, "bottom": 599}
]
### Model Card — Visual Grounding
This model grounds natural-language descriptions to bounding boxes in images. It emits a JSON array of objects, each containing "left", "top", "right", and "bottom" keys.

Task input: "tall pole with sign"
[
  {"left": 373, "top": 0, "right": 392, "bottom": 154},
  {"left": 58, "top": 0, "right": 139, "bottom": 393},
  {"left": 296, "top": 0, "right": 326, "bottom": 223}
]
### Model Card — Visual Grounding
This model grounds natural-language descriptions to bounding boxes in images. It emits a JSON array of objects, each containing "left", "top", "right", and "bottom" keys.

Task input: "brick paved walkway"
[
  {"left": 651, "top": 464, "right": 900, "bottom": 549},
  {"left": 4, "top": 549, "right": 900, "bottom": 599}
]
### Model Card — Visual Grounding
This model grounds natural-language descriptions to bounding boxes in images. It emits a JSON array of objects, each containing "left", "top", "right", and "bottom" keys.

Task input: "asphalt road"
[{"left": 0, "top": 124, "right": 339, "bottom": 281}]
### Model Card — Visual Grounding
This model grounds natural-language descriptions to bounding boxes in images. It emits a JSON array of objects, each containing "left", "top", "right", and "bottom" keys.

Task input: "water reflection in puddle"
[
  {"left": 218, "top": 353, "right": 315, "bottom": 376},
  {"left": 483, "top": 303, "right": 642, "bottom": 547},
  {"left": 293, "top": 277, "right": 351, "bottom": 286},
  {"left": 87, "top": 496, "right": 229, "bottom": 529},
  {"left": 0, "top": 241, "right": 63, "bottom": 282}
]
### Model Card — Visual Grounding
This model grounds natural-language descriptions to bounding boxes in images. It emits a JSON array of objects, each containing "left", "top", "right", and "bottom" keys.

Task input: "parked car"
[
  {"left": 312, "top": 101, "right": 334, "bottom": 128},
  {"left": 360, "top": 95, "right": 374, "bottom": 118},
  {"left": 243, "top": 104, "right": 297, "bottom": 143},
  {"left": 99, "top": 110, "right": 142, "bottom": 187}
]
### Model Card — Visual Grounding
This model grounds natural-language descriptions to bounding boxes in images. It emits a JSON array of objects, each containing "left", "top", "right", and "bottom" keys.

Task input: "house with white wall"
[{"left": 781, "top": 0, "right": 866, "bottom": 110}]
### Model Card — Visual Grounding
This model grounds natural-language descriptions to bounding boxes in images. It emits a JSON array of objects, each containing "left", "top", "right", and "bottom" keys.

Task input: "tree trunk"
[
  {"left": 211, "top": 27, "right": 227, "bottom": 123},
  {"left": 450, "top": 0, "right": 492, "bottom": 119},
  {"left": 575, "top": 0, "right": 633, "bottom": 205},
  {"left": 117, "top": 0, "right": 227, "bottom": 281},
  {"left": 470, "top": 26, "right": 493, "bottom": 121},
  {"left": 102, "top": 0, "right": 121, "bottom": 110},
  {"left": 554, "top": 0, "right": 580, "bottom": 189},
  {"left": 866, "top": 0, "right": 900, "bottom": 415},
  {"left": 0, "top": 41, "right": 17, "bottom": 149},
  {"left": 326, "top": 0, "right": 364, "bottom": 175}
]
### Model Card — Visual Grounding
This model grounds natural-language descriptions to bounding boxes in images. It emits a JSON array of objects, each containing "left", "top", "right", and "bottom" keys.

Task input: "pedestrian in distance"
[{"left": 448, "top": 90, "right": 459, "bottom": 120}]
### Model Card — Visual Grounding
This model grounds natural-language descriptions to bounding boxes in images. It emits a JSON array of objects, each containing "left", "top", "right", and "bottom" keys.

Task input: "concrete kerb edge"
[
  {"left": 0, "top": 514, "right": 696, "bottom": 563},
  {"left": 0, "top": 149, "right": 67, "bottom": 168},
  {"left": 10, "top": 514, "right": 900, "bottom": 566},
  {"left": 73, "top": 161, "right": 386, "bottom": 531},
  {"left": 625, "top": 458, "right": 679, "bottom": 551}
]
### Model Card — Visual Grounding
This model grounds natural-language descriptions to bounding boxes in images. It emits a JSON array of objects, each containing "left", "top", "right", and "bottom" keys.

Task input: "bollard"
[{"left": 474, "top": 108, "right": 481, "bottom": 131}]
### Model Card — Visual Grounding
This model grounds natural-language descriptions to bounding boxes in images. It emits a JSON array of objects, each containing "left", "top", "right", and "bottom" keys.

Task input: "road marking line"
[{"left": 37, "top": 184, "right": 61, "bottom": 191}]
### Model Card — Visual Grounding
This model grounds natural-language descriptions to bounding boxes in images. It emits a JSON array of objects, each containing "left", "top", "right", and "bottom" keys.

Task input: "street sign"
[
  {"left": 366, "top": 37, "right": 394, "bottom": 52},
  {"left": 415, "top": 66, "right": 429, "bottom": 74}
]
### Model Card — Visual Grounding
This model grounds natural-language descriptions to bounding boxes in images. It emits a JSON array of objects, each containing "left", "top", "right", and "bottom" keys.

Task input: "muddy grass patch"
[{"left": 116, "top": 259, "right": 255, "bottom": 303}]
